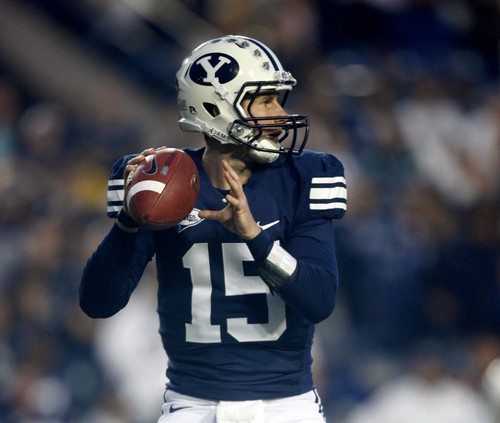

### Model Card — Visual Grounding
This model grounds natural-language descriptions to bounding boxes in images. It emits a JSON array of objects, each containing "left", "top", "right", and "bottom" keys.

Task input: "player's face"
[
  {"left": 241, "top": 92, "right": 287, "bottom": 120},
  {"left": 240, "top": 92, "right": 287, "bottom": 142}
]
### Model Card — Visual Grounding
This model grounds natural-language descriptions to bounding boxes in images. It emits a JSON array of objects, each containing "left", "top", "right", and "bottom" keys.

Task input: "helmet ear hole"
[{"left": 203, "top": 102, "right": 220, "bottom": 117}]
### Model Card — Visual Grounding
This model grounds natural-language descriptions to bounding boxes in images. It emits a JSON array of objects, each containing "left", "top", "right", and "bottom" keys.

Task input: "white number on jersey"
[{"left": 184, "top": 243, "right": 287, "bottom": 343}]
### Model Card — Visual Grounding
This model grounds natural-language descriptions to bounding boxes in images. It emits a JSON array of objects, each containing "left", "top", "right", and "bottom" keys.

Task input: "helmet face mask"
[{"left": 176, "top": 35, "right": 309, "bottom": 161}]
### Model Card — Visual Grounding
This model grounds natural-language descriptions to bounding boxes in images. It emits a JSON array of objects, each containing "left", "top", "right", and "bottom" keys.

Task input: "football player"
[{"left": 80, "top": 35, "right": 347, "bottom": 422}]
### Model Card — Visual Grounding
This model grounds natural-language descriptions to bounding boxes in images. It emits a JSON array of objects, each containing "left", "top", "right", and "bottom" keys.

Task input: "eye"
[{"left": 263, "top": 95, "right": 278, "bottom": 107}]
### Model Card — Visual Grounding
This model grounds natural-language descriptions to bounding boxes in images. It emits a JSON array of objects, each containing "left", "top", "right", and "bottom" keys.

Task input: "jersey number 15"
[{"left": 183, "top": 243, "right": 287, "bottom": 343}]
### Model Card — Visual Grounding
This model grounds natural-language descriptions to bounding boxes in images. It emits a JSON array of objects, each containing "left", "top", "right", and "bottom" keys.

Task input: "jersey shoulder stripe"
[
  {"left": 309, "top": 176, "right": 347, "bottom": 211},
  {"left": 289, "top": 150, "right": 347, "bottom": 220},
  {"left": 106, "top": 154, "right": 136, "bottom": 218},
  {"left": 107, "top": 178, "right": 125, "bottom": 215}
]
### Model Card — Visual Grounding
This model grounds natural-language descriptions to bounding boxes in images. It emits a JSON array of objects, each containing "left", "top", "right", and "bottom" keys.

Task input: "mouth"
[{"left": 263, "top": 129, "right": 283, "bottom": 142}]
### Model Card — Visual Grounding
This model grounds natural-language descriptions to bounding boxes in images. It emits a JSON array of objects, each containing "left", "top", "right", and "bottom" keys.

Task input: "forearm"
[
  {"left": 79, "top": 221, "right": 152, "bottom": 318},
  {"left": 246, "top": 221, "right": 339, "bottom": 323}
]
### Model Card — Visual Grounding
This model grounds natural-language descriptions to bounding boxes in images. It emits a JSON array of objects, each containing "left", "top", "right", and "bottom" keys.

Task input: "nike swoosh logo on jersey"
[
  {"left": 257, "top": 220, "right": 280, "bottom": 230},
  {"left": 169, "top": 405, "right": 189, "bottom": 413}
]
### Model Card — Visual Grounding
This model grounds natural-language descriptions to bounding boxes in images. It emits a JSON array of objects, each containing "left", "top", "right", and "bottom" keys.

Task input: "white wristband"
[
  {"left": 115, "top": 218, "right": 139, "bottom": 233},
  {"left": 258, "top": 242, "right": 297, "bottom": 292}
]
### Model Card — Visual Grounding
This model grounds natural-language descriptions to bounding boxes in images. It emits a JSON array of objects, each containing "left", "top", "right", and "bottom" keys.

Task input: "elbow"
[
  {"left": 79, "top": 268, "right": 132, "bottom": 318},
  {"left": 284, "top": 269, "right": 338, "bottom": 324},
  {"left": 310, "top": 270, "right": 339, "bottom": 323},
  {"left": 283, "top": 285, "right": 337, "bottom": 324},
  {"left": 79, "top": 301, "right": 114, "bottom": 319},
  {"left": 307, "top": 295, "right": 336, "bottom": 324},
  {"left": 79, "top": 289, "right": 128, "bottom": 319}
]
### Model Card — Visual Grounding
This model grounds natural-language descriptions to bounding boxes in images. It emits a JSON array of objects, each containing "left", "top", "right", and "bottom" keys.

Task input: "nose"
[{"left": 270, "top": 101, "right": 287, "bottom": 123}]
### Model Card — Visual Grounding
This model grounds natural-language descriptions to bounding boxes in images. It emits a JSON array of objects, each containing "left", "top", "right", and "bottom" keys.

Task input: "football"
[{"left": 125, "top": 148, "right": 200, "bottom": 230}]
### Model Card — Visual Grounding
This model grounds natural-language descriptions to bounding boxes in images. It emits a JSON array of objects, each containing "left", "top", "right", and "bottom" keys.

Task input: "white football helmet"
[{"left": 176, "top": 35, "right": 309, "bottom": 163}]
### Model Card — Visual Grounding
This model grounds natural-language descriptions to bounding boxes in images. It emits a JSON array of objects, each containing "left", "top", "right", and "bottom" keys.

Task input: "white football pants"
[{"left": 157, "top": 389, "right": 327, "bottom": 423}]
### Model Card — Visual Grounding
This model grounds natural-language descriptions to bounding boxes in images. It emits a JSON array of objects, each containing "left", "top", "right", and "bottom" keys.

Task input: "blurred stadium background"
[{"left": 0, "top": 0, "right": 498, "bottom": 422}]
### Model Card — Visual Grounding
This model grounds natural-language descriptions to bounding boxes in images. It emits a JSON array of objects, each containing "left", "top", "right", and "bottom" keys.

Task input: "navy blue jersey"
[{"left": 80, "top": 147, "right": 346, "bottom": 401}]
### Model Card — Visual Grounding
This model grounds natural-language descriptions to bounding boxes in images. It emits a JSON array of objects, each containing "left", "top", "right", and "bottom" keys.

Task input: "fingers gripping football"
[
  {"left": 124, "top": 147, "right": 200, "bottom": 230},
  {"left": 124, "top": 147, "right": 159, "bottom": 188}
]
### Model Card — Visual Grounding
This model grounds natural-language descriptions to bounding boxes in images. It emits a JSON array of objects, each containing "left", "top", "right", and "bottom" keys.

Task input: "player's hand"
[
  {"left": 123, "top": 147, "right": 165, "bottom": 216},
  {"left": 124, "top": 147, "right": 163, "bottom": 188},
  {"left": 199, "top": 160, "right": 262, "bottom": 240}
]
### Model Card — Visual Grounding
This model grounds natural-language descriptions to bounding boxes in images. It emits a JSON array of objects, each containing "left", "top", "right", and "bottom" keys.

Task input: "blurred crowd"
[{"left": 0, "top": 0, "right": 499, "bottom": 422}]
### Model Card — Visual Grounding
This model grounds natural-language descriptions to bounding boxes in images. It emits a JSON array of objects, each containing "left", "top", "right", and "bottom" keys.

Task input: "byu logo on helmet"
[{"left": 189, "top": 53, "right": 239, "bottom": 86}]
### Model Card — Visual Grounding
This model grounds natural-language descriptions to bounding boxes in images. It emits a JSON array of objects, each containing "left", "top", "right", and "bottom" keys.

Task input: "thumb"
[{"left": 198, "top": 208, "right": 227, "bottom": 222}]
